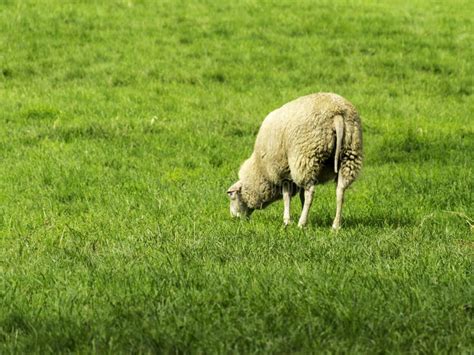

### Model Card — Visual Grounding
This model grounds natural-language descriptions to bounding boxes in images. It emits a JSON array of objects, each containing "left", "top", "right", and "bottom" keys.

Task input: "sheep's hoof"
[
  {"left": 297, "top": 222, "right": 306, "bottom": 228},
  {"left": 332, "top": 223, "right": 341, "bottom": 231},
  {"left": 284, "top": 219, "right": 291, "bottom": 227}
]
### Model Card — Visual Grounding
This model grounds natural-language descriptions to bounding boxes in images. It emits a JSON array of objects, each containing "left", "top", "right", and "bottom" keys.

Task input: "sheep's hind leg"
[
  {"left": 332, "top": 173, "right": 350, "bottom": 230},
  {"left": 282, "top": 181, "right": 292, "bottom": 226},
  {"left": 299, "top": 188, "right": 305, "bottom": 208},
  {"left": 298, "top": 185, "right": 315, "bottom": 228}
]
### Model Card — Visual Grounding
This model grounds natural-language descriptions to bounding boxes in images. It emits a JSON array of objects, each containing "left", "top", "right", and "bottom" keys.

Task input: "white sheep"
[{"left": 227, "top": 92, "right": 363, "bottom": 229}]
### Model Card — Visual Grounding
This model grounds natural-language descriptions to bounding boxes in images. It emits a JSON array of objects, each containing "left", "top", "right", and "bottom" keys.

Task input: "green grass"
[{"left": 1, "top": 0, "right": 473, "bottom": 352}]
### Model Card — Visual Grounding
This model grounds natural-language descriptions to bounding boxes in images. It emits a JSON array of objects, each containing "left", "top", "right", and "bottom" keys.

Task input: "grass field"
[{"left": 1, "top": 0, "right": 473, "bottom": 352}]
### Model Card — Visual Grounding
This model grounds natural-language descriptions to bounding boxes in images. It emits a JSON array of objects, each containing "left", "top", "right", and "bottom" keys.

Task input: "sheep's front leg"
[
  {"left": 332, "top": 173, "right": 349, "bottom": 230},
  {"left": 298, "top": 185, "right": 315, "bottom": 228},
  {"left": 282, "top": 182, "right": 292, "bottom": 226}
]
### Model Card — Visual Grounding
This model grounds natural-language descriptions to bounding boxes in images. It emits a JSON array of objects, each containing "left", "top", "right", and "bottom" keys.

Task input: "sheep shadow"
[
  {"left": 307, "top": 214, "right": 414, "bottom": 229},
  {"left": 340, "top": 215, "right": 415, "bottom": 229}
]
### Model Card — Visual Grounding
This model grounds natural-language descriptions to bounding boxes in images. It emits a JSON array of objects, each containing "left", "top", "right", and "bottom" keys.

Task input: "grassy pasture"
[{"left": 0, "top": 0, "right": 473, "bottom": 352}]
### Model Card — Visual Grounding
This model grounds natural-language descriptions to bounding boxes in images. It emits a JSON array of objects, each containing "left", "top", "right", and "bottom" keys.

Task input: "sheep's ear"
[{"left": 227, "top": 181, "right": 242, "bottom": 198}]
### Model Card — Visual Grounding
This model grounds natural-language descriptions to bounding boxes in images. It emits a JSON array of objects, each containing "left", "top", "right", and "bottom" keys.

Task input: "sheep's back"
[{"left": 254, "top": 93, "right": 361, "bottom": 186}]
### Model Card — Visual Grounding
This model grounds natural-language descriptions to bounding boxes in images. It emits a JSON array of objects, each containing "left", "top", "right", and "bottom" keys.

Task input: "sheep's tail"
[{"left": 333, "top": 115, "right": 344, "bottom": 173}]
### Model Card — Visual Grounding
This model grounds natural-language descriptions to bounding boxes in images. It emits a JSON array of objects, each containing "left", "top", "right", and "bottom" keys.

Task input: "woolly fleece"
[{"left": 238, "top": 92, "right": 363, "bottom": 209}]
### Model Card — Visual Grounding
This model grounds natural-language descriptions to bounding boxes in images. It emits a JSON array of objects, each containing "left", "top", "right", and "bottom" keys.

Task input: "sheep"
[{"left": 227, "top": 92, "right": 363, "bottom": 229}]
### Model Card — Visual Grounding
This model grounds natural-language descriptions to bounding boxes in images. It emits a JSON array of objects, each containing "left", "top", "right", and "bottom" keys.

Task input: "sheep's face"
[{"left": 227, "top": 181, "right": 252, "bottom": 218}]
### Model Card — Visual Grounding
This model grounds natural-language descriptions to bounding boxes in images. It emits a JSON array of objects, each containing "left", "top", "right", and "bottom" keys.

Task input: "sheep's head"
[{"left": 227, "top": 181, "right": 253, "bottom": 218}]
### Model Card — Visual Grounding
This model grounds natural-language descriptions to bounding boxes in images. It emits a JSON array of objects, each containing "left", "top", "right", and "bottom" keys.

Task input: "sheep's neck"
[{"left": 241, "top": 172, "right": 279, "bottom": 210}]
